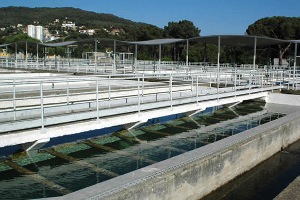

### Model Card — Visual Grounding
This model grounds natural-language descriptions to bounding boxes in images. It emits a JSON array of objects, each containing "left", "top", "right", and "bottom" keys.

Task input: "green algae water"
[{"left": 0, "top": 100, "right": 285, "bottom": 199}]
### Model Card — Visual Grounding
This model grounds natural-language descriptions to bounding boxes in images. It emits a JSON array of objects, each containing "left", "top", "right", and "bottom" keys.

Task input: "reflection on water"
[{"left": 0, "top": 100, "right": 286, "bottom": 199}]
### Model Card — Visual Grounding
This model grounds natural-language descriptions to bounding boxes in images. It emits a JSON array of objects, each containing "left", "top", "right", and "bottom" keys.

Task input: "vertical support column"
[
  {"left": 55, "top": 47, "right": 58, "bottom": 72},
  {"left": 67, "top": 78, "right": 70, "bottom": 113},
  {"left": 94, "top": 39, "right": 98, "bottom": 74},
  {"left": 253, "top": 37, "right": 257, "bottom": 71},
  {"left": 138, "top": 77, "right": 141, "bottom": 114},
  {"left": 186, "top": 39, "right": 189, "bottom": 67},
  {"left": 13, "top": 79, "right": 16, "bottom": 120},
  {"left": 272, "top": 71, "right": 275, "bottom": 92},
  {"left": 108, "top": 75, "right": 111, "bottom": 108},
  {"left": 43, "top": 46, "right": 46, "bottom": 70},
  {"left": 217, "top": 36, "right": 221, "bottom": 101},
  {"left": 134, "top": 44, "right": 138, "bottom": 74},
  {"left": 142, "top": 73, "right": 145, "bottom": 100},
  {"left": 249, "top": 71, "right": 252, "bottom": 95},
  {"left": 170, "top": 74, "right": 173, "bottom": 109},
  {"left": 96, "top": 78, "right": 99, "bottom": 123},
  {"left": 15, "top": 43, "right": 18, "bottom": 68},
  {"left": 113, "top": 40, "right": 116, "bottom": 75},
  {"left": 159, "top": 44, "right": 162, "bottom": 74},
  {"left": 234, "top": 68, "right": 237, "bottom": 98},
  {"left": 36, "top": 43, "right": 39, "bottom": 69},
  {"left": 196, "top": 76, "right": 199, "bottom": 105},
  {"left": 40, "top": 82, "right": 45, "bottom": 133},
  {"left": 25, "top": 42, "right": 28, "bottom": 69},
  {"left": 5, "top": 46, "right": 8, "bottom": 68},
  {"left": 293, "top": 42, "right": 298, "bottom": 90}
]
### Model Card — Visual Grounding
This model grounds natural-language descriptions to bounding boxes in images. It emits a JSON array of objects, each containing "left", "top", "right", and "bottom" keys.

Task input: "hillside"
[{"left": 0, "top": 6, "right": 144, "bottom": 28}]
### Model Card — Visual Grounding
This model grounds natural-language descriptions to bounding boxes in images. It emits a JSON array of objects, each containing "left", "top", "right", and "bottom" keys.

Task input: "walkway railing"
[{"left": 0, "top": 70, "right": 287, "bottom": 134}]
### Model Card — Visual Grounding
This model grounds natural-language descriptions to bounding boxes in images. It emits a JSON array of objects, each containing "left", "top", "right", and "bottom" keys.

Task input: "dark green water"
[
  {"left": 202, "top": 139, "right": 300, "bottom": 200},
  {"left": 0, "top": 101, "right": 286, "bottom": 199}
]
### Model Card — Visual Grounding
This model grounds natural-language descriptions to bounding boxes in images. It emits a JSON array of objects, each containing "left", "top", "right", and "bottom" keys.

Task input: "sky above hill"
[{"left": 2, "top": 0, "right": 300, "bottom": 35}]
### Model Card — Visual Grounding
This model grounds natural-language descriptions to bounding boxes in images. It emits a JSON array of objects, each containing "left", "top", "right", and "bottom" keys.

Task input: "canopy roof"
[
  {"left": 128, "top": 38, "right": 186, "bottom": 45},
  {"left": 0, "top": 35, "right": 298, "bottom": 48},
  {"left": 39, "top": 41, "right": 77, "bottom": 47},
  {"left": 189, "top": 35, "right": 289, "bottom": 47}
]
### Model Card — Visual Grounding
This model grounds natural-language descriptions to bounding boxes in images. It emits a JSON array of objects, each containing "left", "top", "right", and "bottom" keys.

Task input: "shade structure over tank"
[
  {"left": 127, "top": 38, "right": 186, "bottom": 45},
  {"left": 189, "top": 35, "right": 289, "bottom": 47}
]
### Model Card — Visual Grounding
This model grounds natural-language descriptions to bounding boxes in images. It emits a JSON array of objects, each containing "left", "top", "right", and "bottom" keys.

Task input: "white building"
[
  {"left": 27, "top": 25, "right": 44, "bottom": 42},
  {"left": 35, "top": 26, "right": 44, "bottom": 41},
  {"left": 62, "top": 22, "right": 76, "bottom": 29}
]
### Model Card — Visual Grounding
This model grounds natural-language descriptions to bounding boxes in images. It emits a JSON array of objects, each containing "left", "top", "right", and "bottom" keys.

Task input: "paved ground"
[{"left": 275, "top": 176, "right": 300, "bottom": 199}]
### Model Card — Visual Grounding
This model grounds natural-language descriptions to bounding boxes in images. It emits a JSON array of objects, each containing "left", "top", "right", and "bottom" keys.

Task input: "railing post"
[
  {"left": 142, "top": 73, "right": 145, "bottom": 102},
  {"left": 196, "top": 76, "right": 199, "bottom": 105},
  {"left": 170, "top": 74, "right": 173, "bottom": 109},
  {"left": 234, "top": 69, "right": 237, "bottom": 98},
  {"left": 261, "top": 71, "right": 264, "bottom": 89},
  {"left": 138, "top": 77, "right": 141, "bottom": 114},
  {"left": 96, "top": 78, "right": 99, "bottom": 122},
  {"left": 209, "top": 72, "right": 212, "bottom": 89},
  {"left": 191, "top": 75, "right": 193, "bottom": 97},
  {"left": 249, "top": 71, "right": 251, "bottom": 95},
  {"left": 13, "top": 79, "right": 16, "bottom": 120},
  {"left": 108, "top": 75, "right": 111, "bottom": 108},
  {"left": 271, "top": 71, "right": 274, "bottom": 92},
  {"left": 67, "top": 78, "right": 70, "bottom": 113},
  {"left": 40, "top": 82, "right": 45, "bottom": 133}
]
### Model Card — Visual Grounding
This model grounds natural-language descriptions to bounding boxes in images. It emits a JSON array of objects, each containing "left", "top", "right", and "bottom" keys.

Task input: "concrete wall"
[
  {"left": 59, "top": 104, "right": 300, "bottom": 200},
  {"left": 266, "top": 93, "right": 300, "bottom": 106}
]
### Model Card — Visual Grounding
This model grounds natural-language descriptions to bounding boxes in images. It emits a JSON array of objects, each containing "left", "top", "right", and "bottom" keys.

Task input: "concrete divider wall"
[{"left": 60, "top": 108, "right": 300, "bottom": 200}]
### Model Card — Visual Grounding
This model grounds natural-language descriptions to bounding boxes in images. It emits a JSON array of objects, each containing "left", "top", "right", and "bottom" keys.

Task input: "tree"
[
  {"left": 164, "top": 20, "right": 200, "bottom": 39},
  {"left": 163, "top": 20, "right": 200, "bottom": 61},
  {"left": 246, "top": 16, "right": 300, "bottom": 65},
  {"left": 4, "top": 33, "right": 40, "bottom": 44}
]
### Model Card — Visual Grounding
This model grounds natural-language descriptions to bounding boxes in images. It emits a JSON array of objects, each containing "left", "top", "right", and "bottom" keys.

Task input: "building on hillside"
[
  {"left": 27, "top": 25, "right": 44, "bottom": 42},
  {"left": 62, "top": 22, "right": 76, "bottom": 29}
]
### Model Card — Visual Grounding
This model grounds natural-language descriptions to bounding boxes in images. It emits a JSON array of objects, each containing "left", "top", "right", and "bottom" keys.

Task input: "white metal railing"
[
  {"left": 0, "top": 70, "right": 289, "bottom": 134},
  {"left": 2, "top": 58, "right": 298, "bottom": 76}
]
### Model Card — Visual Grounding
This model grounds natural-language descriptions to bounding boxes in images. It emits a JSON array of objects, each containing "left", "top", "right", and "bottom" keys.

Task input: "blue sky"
[{"left": 1, "top": 0, "right": 300, "bottom": 35}]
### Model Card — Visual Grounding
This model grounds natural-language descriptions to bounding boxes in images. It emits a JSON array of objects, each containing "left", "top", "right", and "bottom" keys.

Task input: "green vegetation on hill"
[{"left": 0, "top": 6, "right": 139, "bottom": 28}]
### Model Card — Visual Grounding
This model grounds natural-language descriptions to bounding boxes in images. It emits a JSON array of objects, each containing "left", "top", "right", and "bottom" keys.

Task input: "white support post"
[
  {"left": 96, "top": 79, "right": 99, "bottom": 122},
  {"left": 40, "top": 82, "right": 45, "bottom": 133},
  {"left": 13, "top": 79, "right": 16, "bottom": 120},
  {"left": 253, "top": 37, "right": 257, "bottom": 70},
  {"left": 134, "top": 44, "right": 138, "bottom": 74},
  {"left": 249, "top": 71, "right": 251, "bottom": 95},
  {"left": 186, "top": 39, "right": 189, "bottom": 67},
  {"left": 67, "top": 78, "right": 70, "bottom": 113},
  {"left": 113, "top": 40, "right": 116, "bottom": 75},
  {"left": 5, "top": 46, "right": 8, "bottom": 68},
  {"left": 170, "top": 74, "right": 173, "bottom": 109},
  {"left": 25, "top": 42, "right": 28, "bottom": 69},
  {"left": 159, "top": 44, "right": 161, "bottom": 73},
  {"left": 36, "top": 43, "right": 39, "bottom": 69},
  {"left": 142, "top": 73, "right": 145, "bottom": 101},
  {"left": 191, "top": 76, "right": 193, "bottom": 97},
  {"left": 293, "top": 42, "right": 298, "bottom": 90},
  {"left": 138, "top": 77, "right": 141, "bottom": 114},
  {"left": 234, "top": 69, "right": 237, "bottom": 98},
  {"left": 217, "top": 36, "right": 221, "bottom": 101},
  {"left": 15, "top": 43, "right": 18, "bottom": 68},
  {"left": 94, "top": 39, "right": 98, "bottom": 74},
  {"left": 196, "top": 76, "right": 199, "bottom": 105},
  {"left": 108, "top": 75, "right": 111, "bottom": 108}
]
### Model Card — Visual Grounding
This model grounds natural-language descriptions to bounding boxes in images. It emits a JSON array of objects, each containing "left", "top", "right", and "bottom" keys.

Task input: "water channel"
[{"left": 0, "top": 100, "right": 287, "bottom": 199}]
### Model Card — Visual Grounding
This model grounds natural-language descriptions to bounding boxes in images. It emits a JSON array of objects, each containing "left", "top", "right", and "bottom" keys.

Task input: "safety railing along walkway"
[{"left": 0, "top": 71, "right": 286, "bottom": 134}]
